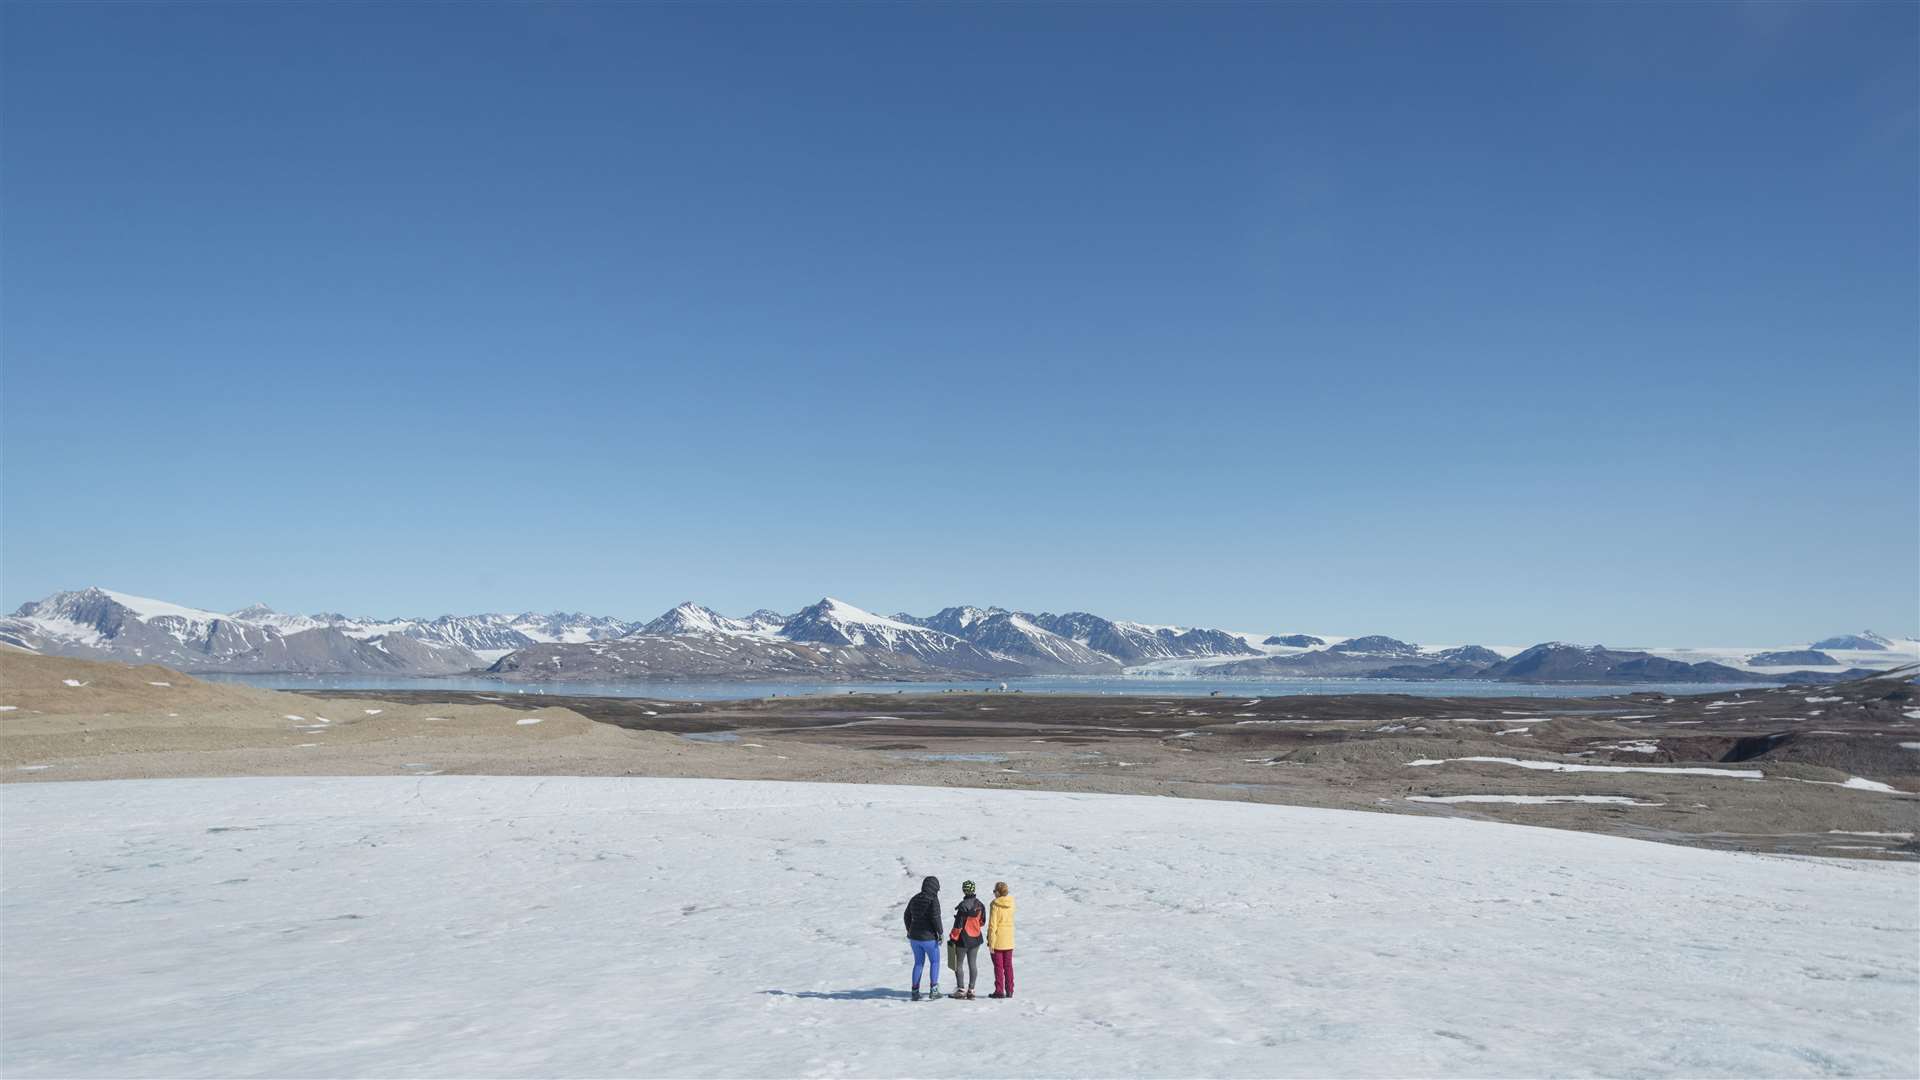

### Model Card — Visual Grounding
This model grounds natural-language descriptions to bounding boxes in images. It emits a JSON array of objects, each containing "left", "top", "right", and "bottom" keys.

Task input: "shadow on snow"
[{"left": 762, "top": 987, "right": 915, "bottom": 1001}]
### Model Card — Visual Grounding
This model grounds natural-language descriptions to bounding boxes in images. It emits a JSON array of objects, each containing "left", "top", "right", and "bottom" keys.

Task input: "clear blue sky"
[{"left": 3, "top": 2, "right": 1915, "bottom": 645}]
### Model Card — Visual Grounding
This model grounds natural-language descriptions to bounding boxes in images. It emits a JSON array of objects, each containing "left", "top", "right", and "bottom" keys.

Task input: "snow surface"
[
  {"left": 1634, "top": 640, "right": 1920, "bottom": 674},
  {"left": 1144, "top": 634, "right": 1920, "bottom": 679},
  {"left": 1829, "top": 831, "right": 1916, "bottom": 840},
  {"left": 2, "top": 778, "right": 1915, "bottom": 1079},
  {"left": 1784, "top": 776, "right": 1902, "bottom": 794},
  {"left": 1408, "top": 757, "right": 1764, "bottom": 779},
  {"left": 228, "top": 604, "right": 332, "bottom": 635},
  {"left": 814, "top": 596, "right": 925, "bottom": 634},
  {"left": 97, "top": 588, "right": 232, "bottom": 623},
  {"left": 1405, "top": 794, "right": 1662, "bottom": 806}
]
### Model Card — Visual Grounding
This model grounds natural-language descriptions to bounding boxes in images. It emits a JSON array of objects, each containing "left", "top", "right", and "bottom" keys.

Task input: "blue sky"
[{"left": 3, "top": 2, "right": 1914, "bottom": 645}]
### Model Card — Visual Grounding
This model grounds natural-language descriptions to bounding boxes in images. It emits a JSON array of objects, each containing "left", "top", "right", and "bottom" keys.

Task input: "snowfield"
[{"left": 3, "top": 779, "right": 1915, "bottom": 1078}]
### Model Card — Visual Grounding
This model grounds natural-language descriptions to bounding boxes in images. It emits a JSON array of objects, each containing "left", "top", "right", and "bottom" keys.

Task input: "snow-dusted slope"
[
  {"left": 2, "top": 778, "right": 1912, "bottom": 1078},
  {"left": 905, "top": 607, "right": 1120, "bottom": 673},
  {"left": 780, "top": 597, "right": 948, "bottom": 650},
  {"left": 638, "top": 602, "right": 763, "bottom": 639},
  {"left": 0, "top": 588, "right": 483, "bottom": 674},
  {"left": 328, "top": 612, "right": 635, "bottom": 658},
  {"left": 386, "top": 614, "right": 537, "bottom": 658},
  {"left": 1627, "top": 639, "right": 1920, "bottom": 676},
  {"left": 780, "top": 598, "right": 1021, "bottom": 674},
  {"left": 8, "top": 586, "right": 1913, "bottom": 683},
  {"left": 964, "top": 612, "right": 1119, "bottom": 673},
  {"left": 227, "top": 603, "right": 331, "bottom": 636},
  {"left": 11, "top": 588, "right": 267, "bottom": 655},
  {"left": 1813, "top": 631, "right": 1896, "bottom": 651},
  {"left": 0, "top": 591, "right": 632, "bottom": 671},
  {"left": 1026, "top": 611, "right": 1259, "bottom": 664},
  {"left": 506, "top": 612, "right": 633, "bottom": 644},
  {"left": 739, "top": 609, "right": 791, "bottom": 636}
]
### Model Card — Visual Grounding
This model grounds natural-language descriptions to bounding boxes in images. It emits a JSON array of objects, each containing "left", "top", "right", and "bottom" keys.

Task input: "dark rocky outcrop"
[{"left": 1748, "top": 649, "right": 1838, "bottom": 667}]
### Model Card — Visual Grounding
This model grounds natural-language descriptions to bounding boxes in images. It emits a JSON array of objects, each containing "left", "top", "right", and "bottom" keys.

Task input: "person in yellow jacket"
[{"left": 985, "top": 881, "right": 1016, "bottom": 999}]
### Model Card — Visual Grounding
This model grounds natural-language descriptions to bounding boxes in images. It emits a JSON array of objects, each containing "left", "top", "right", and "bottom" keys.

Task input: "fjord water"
[{"left": 201, "top": 673, "right": 1772, "bottom": 701}]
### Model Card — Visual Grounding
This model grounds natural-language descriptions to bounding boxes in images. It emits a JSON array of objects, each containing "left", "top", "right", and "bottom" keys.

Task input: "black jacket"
[
  {"left": 952, "top": 895, "right": 986, "bottom": 948},
  {"left": 903, "top": 876, "right": 943, "bottom": 940}
]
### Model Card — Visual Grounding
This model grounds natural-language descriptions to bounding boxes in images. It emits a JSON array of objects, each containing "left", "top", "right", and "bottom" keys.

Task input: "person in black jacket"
[
  {"left": 947, "top": 880, "right": 987, "bottom": 999},
  {"left": 903, "top": 876, "right": 944, "bottom": 1001}
]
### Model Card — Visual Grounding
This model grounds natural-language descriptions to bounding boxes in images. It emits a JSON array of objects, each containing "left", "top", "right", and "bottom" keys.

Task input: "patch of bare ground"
[{"left": 6, "top": 651, "right": 1915, "bottom": 859}]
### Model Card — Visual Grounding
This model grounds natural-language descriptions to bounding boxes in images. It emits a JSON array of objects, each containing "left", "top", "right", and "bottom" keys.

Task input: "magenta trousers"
[{"left": 990, "top": 949, "right": 1014, "bottom": 996}]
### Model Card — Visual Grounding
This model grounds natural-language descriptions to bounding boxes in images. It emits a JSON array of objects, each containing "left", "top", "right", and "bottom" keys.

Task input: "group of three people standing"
[{"left": 903, "top": 877, "right": 1014, "bottom": 1001}]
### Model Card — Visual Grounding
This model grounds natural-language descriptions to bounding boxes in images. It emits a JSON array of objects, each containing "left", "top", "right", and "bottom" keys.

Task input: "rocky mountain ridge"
[{"left": 1, "top": 587, "right": 1907, "bottom": 686}]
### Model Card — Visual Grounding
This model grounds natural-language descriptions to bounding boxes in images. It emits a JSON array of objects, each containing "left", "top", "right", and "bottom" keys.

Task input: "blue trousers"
[{"left": 909, "top": 938, "right": 941, "bottom": 988}]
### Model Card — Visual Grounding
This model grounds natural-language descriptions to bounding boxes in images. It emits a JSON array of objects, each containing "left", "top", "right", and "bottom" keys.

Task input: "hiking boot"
[
  {"left": 912, "top": 988, "right": 921, "bottom": 1002},
  {"left": 926, "top": 987, "right": 940, "bottom": 1000},
  {"left": 949, "top": 989, "right": 966, "bottom": 999},
  {"left": 988, "top": 991, "right": 1005, "bottom": 999},
  {"left": 964, "top": 989, "right": 976, "bottom": 1000}
]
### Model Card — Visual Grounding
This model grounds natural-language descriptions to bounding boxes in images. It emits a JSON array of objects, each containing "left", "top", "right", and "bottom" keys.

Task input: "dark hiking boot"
[{"left": 911, "top": 988, "right": 921, "bottom": 1002}]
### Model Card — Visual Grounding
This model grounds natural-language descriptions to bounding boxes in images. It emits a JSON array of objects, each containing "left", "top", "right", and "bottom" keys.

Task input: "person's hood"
[
  {"left": 991, "top": 894, "right": 1014, "bottom": 910},
  {"left": 920, "top": 876, "right": 940, "bottom": 896}
]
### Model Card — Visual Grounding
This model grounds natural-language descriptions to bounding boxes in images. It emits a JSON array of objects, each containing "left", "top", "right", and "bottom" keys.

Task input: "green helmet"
[{"left": 962, "top": 880, "right": 977, "bottom": 894}]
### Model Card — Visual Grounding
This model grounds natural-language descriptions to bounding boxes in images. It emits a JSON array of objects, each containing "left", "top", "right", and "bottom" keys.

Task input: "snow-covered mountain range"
[
  {"left": 0, "top": 589, "right": 628, "bottom": 676},
  {"left": 2, "top": 586, "right": 1913, "bottom": 684}
]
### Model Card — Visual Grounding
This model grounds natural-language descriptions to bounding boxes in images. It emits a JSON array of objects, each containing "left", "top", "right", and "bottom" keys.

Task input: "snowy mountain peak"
[
  {"left": 930, "top": 609, "right": 1120, "bottom": 673},
  {"left": 944, "top": 606, "right": 1007, "bottom": 630},
  {"left": 15, "top": 587, "right": 231, "bottom": 628},
  {"left": 1326, "top": 635, "right": 1421, "bottom": 657},
  {"left": 799, "top": 597, "right": 924, "bottom": 633},
  {"left": 908, "top": 605, "right": 1012, "bottom": 635},
  {"left": 230, "top": 604, "right": 332, "bottom": 636},
  {"left": 741, "top": 610, "right": 791, "bottom": 635},
  {"left": 1810, "top": 631, "right": 1894, "bottom": 651},
  {"left": 779, "top": 598, "right": 1014, "bottom": 673},
  {"left": 102, "top": 589, "right": 231, "bottom": 622},
  {"left": 639, "top": 603, "right": 753, "bottom": 638},
  {"left": 816, "top": 596, "right": 867, "bottom": 618},
  {"left": 1026, "top": 611, "right": 1260, "bottom": 664}
]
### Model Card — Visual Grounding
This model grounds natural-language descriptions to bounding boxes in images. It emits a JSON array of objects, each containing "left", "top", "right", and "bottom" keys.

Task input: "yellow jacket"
[{"left": 985, "top": 894, "right": 1015, "bottom": 950}]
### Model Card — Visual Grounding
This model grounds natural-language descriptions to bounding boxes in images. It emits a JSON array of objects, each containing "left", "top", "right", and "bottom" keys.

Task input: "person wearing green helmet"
[{"left": 946, "top": 880, "right": 988, "bottom": 999}]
